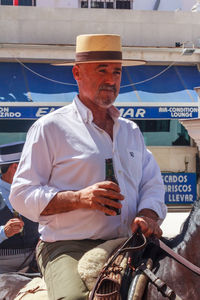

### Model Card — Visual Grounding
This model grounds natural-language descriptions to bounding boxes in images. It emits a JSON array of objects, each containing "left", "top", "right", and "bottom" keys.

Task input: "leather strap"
[
  {"left": 89, "top": 232, "right": 147, "bottom": 300},
  {"left": 137, "top": 262, "right": 182, "bottom": 300},
  {"left": 152, "top": 238, "right": 200, "bottom": 276}
]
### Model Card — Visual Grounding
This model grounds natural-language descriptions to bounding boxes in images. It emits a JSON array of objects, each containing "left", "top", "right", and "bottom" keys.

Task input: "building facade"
[{"left": 0, "top": 5, "right": 200, "bottom": 235}]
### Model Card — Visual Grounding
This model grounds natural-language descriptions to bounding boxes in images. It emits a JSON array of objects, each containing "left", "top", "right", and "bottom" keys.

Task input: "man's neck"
[
  {"left": 93, "top": 112, "right": 114, "bottom": 140},
  {"left": 78, "top": 95, "right": 115, "bottom": 139},
  {"left": 1, "top": 174, "right": 12, "bottom": 184}
]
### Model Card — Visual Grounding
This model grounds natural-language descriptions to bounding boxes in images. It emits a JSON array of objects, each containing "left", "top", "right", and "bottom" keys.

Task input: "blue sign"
[
  {"left": 0, "top": 106, "right": 59, "bottom": 119},
  {"left": 162, "top": 173, "right": 197, "bottom": 205},
  {"left": 0, "top": 105, "right": 198, "bottom": 119},
  {"left": 118, "top": 106, "right": 199, "bottom": 119}
]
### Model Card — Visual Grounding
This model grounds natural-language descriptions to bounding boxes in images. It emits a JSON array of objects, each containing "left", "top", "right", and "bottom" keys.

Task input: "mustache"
[{"left": 99, "top": 84, "right": 117, "bottom": 93}]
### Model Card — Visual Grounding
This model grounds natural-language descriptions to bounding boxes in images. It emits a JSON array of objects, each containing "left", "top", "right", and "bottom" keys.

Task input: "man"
[
  {"left": 10, "top": 34, "right": 167, "bottom": 300},
  {"left": 0, "top": 142, "right": 39, "bottom": 273}
]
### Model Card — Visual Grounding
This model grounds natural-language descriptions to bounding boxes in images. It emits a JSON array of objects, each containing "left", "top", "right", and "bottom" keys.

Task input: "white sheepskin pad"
[
  {"left": 78, "top": 237, "right": 127, "bottom": 291},
  {"left": 14, "top": 277, "right": 48, "bottom": 300}
]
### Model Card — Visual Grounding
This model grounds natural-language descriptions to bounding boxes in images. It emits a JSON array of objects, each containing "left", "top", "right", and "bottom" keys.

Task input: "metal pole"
[{"left": 153, "top": 0, "right": 160, "bottom": 10}]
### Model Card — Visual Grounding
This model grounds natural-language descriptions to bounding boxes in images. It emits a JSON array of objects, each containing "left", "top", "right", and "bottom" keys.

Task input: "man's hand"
[
  {"left": 76, "top": 181, "right": 124, "bottom": 216},
  {"left": 41, "top": 181, "right": 124, "bottom": 216},
  {"left": 4, "top": 218, "right": 24, "bottom": 238},
  {"left": 131, "top": 209, "right": 162, "bottom": 238}
]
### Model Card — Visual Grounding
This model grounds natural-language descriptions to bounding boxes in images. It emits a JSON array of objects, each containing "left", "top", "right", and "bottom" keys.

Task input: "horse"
[
  {"left": 0, "top": 272, "right": 32, "bottom": 300},
  {"left": 141, "top": 197, "right": 200, "bottom": 300},
  {"left": 2, "top": 198, "right": 200, "bottom": 300}
]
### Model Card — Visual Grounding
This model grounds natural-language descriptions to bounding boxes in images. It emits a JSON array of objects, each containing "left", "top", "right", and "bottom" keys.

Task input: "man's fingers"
[
  {"left": 94, "top": 202, "right": 117, "bottom": 216},
  {"left": 78, "top": 181, "right": 124, "bottom": 213},
  {"left": 90, "top": 196, "right": 122, "bottom": 215},
  {"left": 131, "top": 222, "right": 140, "bottom": 234},
  {"left": 131, "top": 216, "right": 162, "bottom": 238},
  {"left": 95, "top": 181, "right": 121, "bottom": 192},
  {"left": 94, "top": 188, "right": 124, "bottom": 201}
]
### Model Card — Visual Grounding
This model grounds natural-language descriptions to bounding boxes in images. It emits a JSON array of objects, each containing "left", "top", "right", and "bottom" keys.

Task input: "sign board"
[
  {"left": 162, "top": 173, "right": 197, "bottom": 205},
  {"left": 118, "top": 106, "right": 199, "bottom": 119},
  {"left": 0, "top": 105, "right": 199, "bottom": 120}
]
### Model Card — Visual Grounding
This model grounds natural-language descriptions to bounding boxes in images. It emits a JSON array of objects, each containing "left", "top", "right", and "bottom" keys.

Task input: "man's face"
[{"left": 73, "top": 62, "right": 122, "bottom": 109}]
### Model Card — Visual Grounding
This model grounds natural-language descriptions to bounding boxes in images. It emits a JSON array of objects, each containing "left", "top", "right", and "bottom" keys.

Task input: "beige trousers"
[{"left": 36, "top": 239, "right": 105, "bottom": 300}]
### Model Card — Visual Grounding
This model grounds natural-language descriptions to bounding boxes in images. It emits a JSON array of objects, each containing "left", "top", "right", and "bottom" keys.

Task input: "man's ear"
[{"left": 72, "top": 64, "right": 80, "bottom": 81}]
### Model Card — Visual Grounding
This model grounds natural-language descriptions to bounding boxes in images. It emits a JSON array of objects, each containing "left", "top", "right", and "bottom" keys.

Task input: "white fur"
[
  {"left": 14, "top": 277, "right": 48, "bottom": 300},
  {"left": 78, "top": 237, "right": 127, "bottom": 290}
]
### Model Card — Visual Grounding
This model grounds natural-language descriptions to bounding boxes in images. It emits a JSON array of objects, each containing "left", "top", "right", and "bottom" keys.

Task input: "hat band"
[
  {"left": 0, "top": 152, "right": 21, "bottom": 165},
  {"left": 75, "top": 51, "right": 122, "bottom": 63}
]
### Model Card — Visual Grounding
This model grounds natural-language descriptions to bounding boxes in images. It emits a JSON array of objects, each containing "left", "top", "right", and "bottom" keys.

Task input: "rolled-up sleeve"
[{"left": 9, "top": 122, "right": 59, "bottom": 222}]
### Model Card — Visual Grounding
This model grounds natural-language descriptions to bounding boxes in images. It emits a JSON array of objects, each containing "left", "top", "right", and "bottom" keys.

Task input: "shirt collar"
[
  {"left": 74, "top": 95, "right": 93, "bottom": 124},
  {"left": 74, "top": 95, "right": 120, "bottom": 124},
  {"left": 0, "top": 177, "right": 11, "bottom": 192}
]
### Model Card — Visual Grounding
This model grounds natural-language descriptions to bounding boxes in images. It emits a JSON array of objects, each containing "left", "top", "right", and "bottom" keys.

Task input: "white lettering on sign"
[
  {"left": 0, "top": 107, "right": 21, "bottom": 118},
  {"left": 162, "top": 173, "right": 196, "bottom": 204},
  {"left": 165, "top": 184, "right": 192, "bottom": 193},
  {"left": 159, "top": 107, "right": 167, "bottom": 112},
  {"left": 168, "top": 107, "right": 198, "bottom": 118},
  {"left": 135, "top": 108, "right": 146, "bottom": 118},
  {"left": 36, "top": 107, "right": 56, "bottom": 117},
  {"left": 171, "top": 112, "right": 193, "bottom": 118},
  {"left": 168, "top": 107, "right": 198, "bottom": 113},
  {"left": 158, "top": 107, "right": 167, "bottom": 112},
  {"left": 168, "top": 194, "right": 193, "bottom": 203},
  {"left": 0, "top": 107, "right": 9, "bottom": 112},
  {"left": 121, "top": 108, "right": 134, "bottom": 118},
  {"left": 162, "top": 174, "right": 188, "bottom": 183},
  {"left": 119, "top": 108, "right": 146, "bottom": 118}
]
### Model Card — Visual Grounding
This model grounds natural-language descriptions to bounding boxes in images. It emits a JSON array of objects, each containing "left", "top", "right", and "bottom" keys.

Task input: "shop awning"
[{"left": 0, "top": 62, "right": 200, "bottom": 119}]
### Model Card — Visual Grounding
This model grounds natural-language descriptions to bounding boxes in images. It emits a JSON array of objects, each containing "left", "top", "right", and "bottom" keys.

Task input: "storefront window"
[
  {"left": 81, "top": 0, "right": 130, "bottom": 9},
  {"left": 116, "top": 0, "right": 131, "bottom": 9},
  {"left": 0, "top": 120, "right": 35, "bottom": 145},
  {"left": 135, "top": 120, "right": 170, "bottom": 132},
  {"left": 81, "top": 0, "right": 88, "bottom": 7},
  {"left": 134, "top": 120, "right": 190, "bottom": 146},
  {"left": 91, "top": 1, "right": 104, "bottom": 8}
]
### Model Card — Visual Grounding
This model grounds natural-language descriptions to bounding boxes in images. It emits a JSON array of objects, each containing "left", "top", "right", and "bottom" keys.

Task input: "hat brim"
[
  {"left": 0, "top": 159, "right": 20, "bottom": 166},
  {"left": 53, "top": 59, "right": 146, "bottom": 66}
]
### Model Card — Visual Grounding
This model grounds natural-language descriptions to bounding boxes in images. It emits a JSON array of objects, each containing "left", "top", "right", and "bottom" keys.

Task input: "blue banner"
[
  {"left": 162, "top": 173, "right": 197, "bottom": 205},
  {"left": 0, "top": 105, "right": 198, "bottom": 119},
  {"left": 118, "top": 106, "right": 199, "bottom": 119}
]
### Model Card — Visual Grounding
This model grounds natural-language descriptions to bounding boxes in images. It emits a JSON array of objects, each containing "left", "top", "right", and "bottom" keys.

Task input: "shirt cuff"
[{"left": 0, "top": 225, "right": 8, "bottom": 243}]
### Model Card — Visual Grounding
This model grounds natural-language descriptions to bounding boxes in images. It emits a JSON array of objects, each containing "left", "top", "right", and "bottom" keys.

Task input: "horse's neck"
[{"left": 174, "top": 202, "right": 200, "bottom": 266}]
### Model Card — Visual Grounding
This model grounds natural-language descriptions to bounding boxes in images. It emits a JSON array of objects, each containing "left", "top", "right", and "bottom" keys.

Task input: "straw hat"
[
  {"left": 60, "top": 34, "right": 146, "bottom": 66},
  {"left": 0, "top": 142, "right": 24, "bottom": 166}
]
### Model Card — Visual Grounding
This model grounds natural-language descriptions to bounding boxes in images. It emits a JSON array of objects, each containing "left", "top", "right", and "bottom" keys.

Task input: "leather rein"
[{"left": 151, "top": 237, "right": 200, "bottom": 276}]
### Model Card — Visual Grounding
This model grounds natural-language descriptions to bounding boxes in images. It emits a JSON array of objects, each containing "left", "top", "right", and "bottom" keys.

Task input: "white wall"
[
  {"left": 149, "top": 146, "right": 197, "bottom": 172},
  {"left": 36, "top": 0, "right": 78, "bottom": 8},
  {"left": 0, "top": 7, "right": 200, "bottom": 48},
  {"left": 133, "top": 0, "right": 197, "bottom": 11}
]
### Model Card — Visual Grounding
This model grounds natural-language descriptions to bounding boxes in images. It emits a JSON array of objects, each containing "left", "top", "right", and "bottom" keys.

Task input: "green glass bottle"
[{"left": 105, "top": 158, "right": 121, "bottom": 215}]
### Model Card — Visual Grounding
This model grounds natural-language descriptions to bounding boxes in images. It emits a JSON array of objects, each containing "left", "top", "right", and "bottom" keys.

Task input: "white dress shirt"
[{"left": 10, "top": 96, "right": 167, "bottom": 242}]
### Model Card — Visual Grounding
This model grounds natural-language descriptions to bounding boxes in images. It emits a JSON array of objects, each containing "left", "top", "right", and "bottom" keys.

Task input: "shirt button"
[{"left": 118, "top": 170, "right": 122, "bottom": 174}]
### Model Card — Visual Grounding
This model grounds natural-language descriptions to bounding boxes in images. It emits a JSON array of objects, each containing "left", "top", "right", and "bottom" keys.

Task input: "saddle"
[{"left": 87, "top": 230, "right": 183, "bottom": 300}]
